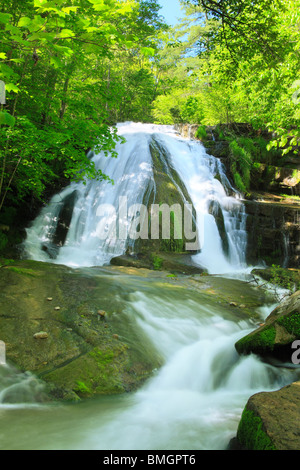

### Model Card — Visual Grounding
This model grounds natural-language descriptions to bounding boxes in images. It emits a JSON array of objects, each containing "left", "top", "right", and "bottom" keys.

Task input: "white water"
[
  {"left": 0, "top": 289, "right": 296, "bottom": 450},
  {"left": 78, "top": 293, "right": 295, "bottom": 450},
  {"left": 24, "top": 122, "right": 248, "bottom": 274}
]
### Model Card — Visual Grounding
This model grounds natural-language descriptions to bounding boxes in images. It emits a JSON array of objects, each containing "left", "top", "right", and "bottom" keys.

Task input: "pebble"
[
  {"left": 33, "top": 331, "right": 48, "bottom": 340},
  {"left": 47, "top": 297, "right": 53, "bottom": 301},
  {"left": 54, "top": 306, "right": 61, "bottom": 310},
  {"left": 98, "top": 310, "right": 106, "bottom": 317}
]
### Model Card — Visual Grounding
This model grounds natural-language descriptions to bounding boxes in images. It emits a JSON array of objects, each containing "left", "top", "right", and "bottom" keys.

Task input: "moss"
[
  {"left": 277, "top": 310, "right": 300, "bottom": 337},
  {"left": 236, "top": 325, "right": 276, "bottom": 354},
  {"left": 74, "top": 380, "right": 92, "bottom": 396},
  {"left": 237, "top": 408, "right": 277, "bottom": 450},
  {"left": 5, "top": 266, "right": 37, "bottom": 277}
]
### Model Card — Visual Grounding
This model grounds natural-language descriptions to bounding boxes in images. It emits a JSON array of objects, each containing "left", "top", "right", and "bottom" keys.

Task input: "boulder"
[
  {"left": 0, "top": 259, "right": 162, "bottom": 402},
  {"left": 235, "top": 290, "right": 300, "bottom": 361},
  {"left": 235, "top": 381, "right": 300, "bottom": 450}
]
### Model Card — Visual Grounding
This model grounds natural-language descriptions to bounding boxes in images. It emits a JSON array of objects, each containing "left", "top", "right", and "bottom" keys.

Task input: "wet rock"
[
  {"left": 0, "top": 259, "right": 162, "bottom": 401},
  {"left": 33, "top": 331, "right": 49, "bottom": 340},
  {"left": 235, "top": 290, "right": 300, "bottom": 361}
]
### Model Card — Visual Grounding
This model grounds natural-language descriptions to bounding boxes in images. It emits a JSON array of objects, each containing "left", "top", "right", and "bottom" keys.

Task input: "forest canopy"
[{"left": 0, "top": 0, "right": 299, "bottom": 219}]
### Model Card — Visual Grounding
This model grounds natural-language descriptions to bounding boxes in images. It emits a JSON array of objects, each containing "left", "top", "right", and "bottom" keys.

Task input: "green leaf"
[
  {"left": 59, "top": 29, "right": 74, "bottom": 38},
  {"left": 62, "top": 6, "right": 80, "bottom": 14},
  {"left": 140, "top": 47, "right": 155, "bottom": 57},
  {"left": 5, "top": 83, "right": 20, "bottom": 93},
  {"left": 0, "top": 53, "right": 7, "bottom": 60},
  {"left": 0, "top": 13, "right": 12, "bottom": 24},
  {"left": 0, "top": 112, "right": 15, "bottom": 126},
  {"left": 18, "top": 17, "right": 32, "bottom": 28}
]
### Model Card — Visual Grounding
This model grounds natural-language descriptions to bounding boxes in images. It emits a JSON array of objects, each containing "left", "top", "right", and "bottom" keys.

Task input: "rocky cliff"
[{"left": 175, "top": 123, "right": 300, "bottom": 268}]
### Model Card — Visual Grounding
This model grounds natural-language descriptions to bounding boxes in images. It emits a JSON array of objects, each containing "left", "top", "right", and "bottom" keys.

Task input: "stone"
[
  {"left": 33, "top": 331, "right": 49, "bottom": 340},
  {"left": 97, "top": 310, "right": 106, "bottom": 317},
  {"left": 236, "top": 381, "right": 300, "bottom": 450}
]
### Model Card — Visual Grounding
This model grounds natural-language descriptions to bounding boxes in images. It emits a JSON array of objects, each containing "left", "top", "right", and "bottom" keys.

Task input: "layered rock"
[{"left": 244, "top": 196, "right": 300, "bottom": 267}]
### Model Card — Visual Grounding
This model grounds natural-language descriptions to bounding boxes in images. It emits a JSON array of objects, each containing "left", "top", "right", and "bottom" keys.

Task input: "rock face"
[
  {"left": 175, "top": 123, "right": 300, "bottom": 269},
  {"left": 244, "top": 197, "right": 300, "bottom": 268},
  {"left": 235, "top": 381, "right": 300, "bottom": 450},
  {"left": 0, "top": 259, "right": 162, "bottom": 401},
  {"left": 235, "top": 290, "right": 300, "bottom": 361}
]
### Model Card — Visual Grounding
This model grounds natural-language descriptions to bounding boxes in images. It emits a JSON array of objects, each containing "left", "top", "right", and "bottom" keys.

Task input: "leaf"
[
  {"left": 0, "top": 112, "right": 15, "bottom": 127},
  {"left": 0, "top": 13, "right": 12, "bottom": 24},
  {"left": 5, "top": 83, "right": 20, "bottom": 93},
  {"left": 140, "top": 47, "right": 155, "bottom": 57},
  {"left": 59, "top": 29, "right": 74, "bottom": 39},
  {"left": 62, "top": 6, "right": 80, "bottom": 14},
  {"left": 0, "top": 53, "right": 7, "bottom": 60},
  {"left": 18, "top": 17, "right": 32, "bottom": 28}
]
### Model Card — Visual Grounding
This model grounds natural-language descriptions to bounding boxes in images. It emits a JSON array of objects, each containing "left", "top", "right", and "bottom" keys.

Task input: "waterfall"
[{"left": 24, "top": 122, "right": 248, "bottom": 274}]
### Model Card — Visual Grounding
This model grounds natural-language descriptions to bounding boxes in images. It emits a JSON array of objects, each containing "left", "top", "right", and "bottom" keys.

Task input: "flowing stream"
[{"left": 1, "top": 123, "right": 299, "bottom": 450}]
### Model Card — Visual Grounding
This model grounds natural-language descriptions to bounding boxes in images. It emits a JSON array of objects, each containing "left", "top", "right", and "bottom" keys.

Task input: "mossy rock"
[
  {"left": 235, "top": 381, "right": 300, "bottom": 450},
  {"left": 235, "top": 290, "right": 300, "bottom": 360},
  {"left": 0, "top": 259, "right": 162, "bottom": 401},
  {"left": 133, "top": 138, "right": 198, "bottom": 258}
]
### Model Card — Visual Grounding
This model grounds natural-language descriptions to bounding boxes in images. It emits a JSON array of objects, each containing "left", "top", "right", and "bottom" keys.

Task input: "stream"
[{"left": 1, "top": 123, "right": 299, "bottom": 450}]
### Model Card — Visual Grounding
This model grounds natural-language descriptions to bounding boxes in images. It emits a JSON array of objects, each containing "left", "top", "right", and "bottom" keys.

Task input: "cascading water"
[
  {"left": 24, "top": 122, "right": 248, "bottom": 274},
  {"left": 0, "top": 282, "right": 297, "bottom": 450},
  {"left": 3, "top": 122, "right": 297, "bottom": 450}
]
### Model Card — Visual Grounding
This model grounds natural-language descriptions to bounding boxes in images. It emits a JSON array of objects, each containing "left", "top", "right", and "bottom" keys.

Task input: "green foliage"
[
  {"left": 269, "top": 264, "right": 300, "bottom": 294},
  {"left": 195, "top": 125, "right": 207, "bottom": 140},
  {"left": 0, "top": 0, "right": 168, "bottom": 215},
  {"left": 151, "top": 254, "right": 163, "bottom": 270},
  {"left": 153, "top": 0, "right": 300, "bottom": 160}
]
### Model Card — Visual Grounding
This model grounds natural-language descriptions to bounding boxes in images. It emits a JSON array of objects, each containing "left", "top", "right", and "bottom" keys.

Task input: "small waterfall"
[
  {"left": 78, "top": 291, "right": 296, "bottom": 450},
  {"left": 24, "top": 122, "right": 248, "bottom": 274},
  {"left": 0, "top": 364, "right": 45, "bottom": 407}
]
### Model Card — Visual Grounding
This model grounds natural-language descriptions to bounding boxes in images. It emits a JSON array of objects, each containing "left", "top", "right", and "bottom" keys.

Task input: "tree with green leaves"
[{"left": 0, "top": 0, "right": 166, "bottom": 218}]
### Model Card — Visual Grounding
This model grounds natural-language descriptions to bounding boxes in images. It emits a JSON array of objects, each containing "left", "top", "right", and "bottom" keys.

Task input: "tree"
[{"left": 0, "top": 0, "right": 167, "bottom": 215}]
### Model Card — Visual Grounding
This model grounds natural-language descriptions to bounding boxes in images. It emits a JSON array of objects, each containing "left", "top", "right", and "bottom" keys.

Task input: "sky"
[{"left": 158, "top": 0, "right": 184, "bottom": 26}]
